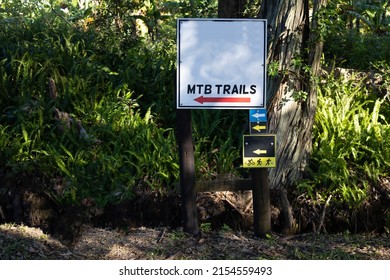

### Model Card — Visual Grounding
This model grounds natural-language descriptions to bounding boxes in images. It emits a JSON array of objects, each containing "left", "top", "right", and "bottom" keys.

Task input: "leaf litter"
[{"left": 0, "top": 223, "right": 389, "bottom": 260}]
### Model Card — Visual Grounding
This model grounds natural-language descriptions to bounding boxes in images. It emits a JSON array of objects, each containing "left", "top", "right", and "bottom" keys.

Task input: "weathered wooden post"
[
  {"left": 251, "top": 169, "right": 271, "bottom": 237},
  {"left": 243, "top": 130, "right": 274, "bottom": 238},
  {"left": 176, "top": 109, "right": 199, "bottom": 236}
]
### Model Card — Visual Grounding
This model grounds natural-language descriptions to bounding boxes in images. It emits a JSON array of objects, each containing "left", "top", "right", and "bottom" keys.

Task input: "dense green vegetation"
[
  {"left": 322, "top": 1, "right": 390, "bottom": 69},
  {"left": 300, "top": 0, "right": 390, "bottom": 217},
  {"left": 0, "top": 0, "right": 241, "bottom": 208},
  {"left": 299, "top": 70, "right": 390, "bottom": 206},
  {"left": 0, "top": 0, "right": 389, "bottom": 231}
]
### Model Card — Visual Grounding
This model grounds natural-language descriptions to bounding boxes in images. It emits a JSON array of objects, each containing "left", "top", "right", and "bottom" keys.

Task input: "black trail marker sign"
[{"left": 243, "top": 134, "right": 276, "bottom": 168}]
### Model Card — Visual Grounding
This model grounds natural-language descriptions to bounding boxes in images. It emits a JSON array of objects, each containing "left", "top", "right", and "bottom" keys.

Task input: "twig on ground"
[{"left": 318, "top": 195, "right": 332, "bottom": 233}]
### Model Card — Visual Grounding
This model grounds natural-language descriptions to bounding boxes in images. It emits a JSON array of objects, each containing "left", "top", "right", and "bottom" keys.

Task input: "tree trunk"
[
  {"left": 259, "top": 0, "right": 327, "bottom": 231},
  {"left": 218, "top": 0, "right": 247, "bottom": 18}
]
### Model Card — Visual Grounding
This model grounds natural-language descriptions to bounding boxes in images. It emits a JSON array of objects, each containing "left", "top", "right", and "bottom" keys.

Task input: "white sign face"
[{"left": 177, "top": 18, "right": 267, "bottom": 109}]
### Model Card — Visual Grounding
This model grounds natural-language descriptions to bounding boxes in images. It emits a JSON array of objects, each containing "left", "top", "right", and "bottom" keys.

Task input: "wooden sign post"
[
  {"left": 176, "top": 109, "right": 199, "bottom": 236},
  {"left": 251, "top": 169, "right": 271, "bottom": 237},
  {"left": 246, "top": 111, "right": 273, "bottom": 237}
]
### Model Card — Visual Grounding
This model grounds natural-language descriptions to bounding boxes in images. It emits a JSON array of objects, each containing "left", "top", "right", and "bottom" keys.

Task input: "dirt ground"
[
  {"left": 1, "top": 179, "right": 389, "bottom": 260},
  {"left": 0, "top": 223, "right": 389, "bottom": 260}
]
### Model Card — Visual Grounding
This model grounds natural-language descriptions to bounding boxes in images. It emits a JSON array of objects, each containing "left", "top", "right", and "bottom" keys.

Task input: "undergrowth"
[
  {"left": 298, "top": 70, "right": 390, "bottom": 209},
  {"left": 0, "top": 0, "right": 240, "bottom": 209}
]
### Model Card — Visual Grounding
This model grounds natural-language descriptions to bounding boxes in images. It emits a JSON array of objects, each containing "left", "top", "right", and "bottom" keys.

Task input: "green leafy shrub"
[
  {"left": 319, "top": 0, "right": 390, "bottom": 70},
  {"left": 46, "top": 99, "right": 180, "bottom": 207},
  {"left": 298, "top": 71, "right": 390, "bottom": 208},
  {"left": 324, "top": 30, "right": 390, "bottom": 70},
  {"left": 0, "top": 1, "right": 180, "bottom": 208}
]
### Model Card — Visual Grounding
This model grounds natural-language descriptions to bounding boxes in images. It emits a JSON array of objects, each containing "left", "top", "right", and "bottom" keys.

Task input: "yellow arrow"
[
  {"left": 252, "top": 125, "right": 266, "bottom": 131},
  {"left": 253, "top": 149, "right": 267, "bottom": 155}
]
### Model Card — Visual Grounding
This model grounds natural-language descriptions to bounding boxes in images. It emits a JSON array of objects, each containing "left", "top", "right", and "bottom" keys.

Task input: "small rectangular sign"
[
  {"left": 243, "top": 134, "right": 276, "bottom": 168},
  {"left": 249, "top": 109, "right": 267, "bottom": 122},
  {"left": 250, "top": 121, "right": 267, "bottom": 134},
  {"left": 177, "top": 18, "right": 267, "bottom": 109}
]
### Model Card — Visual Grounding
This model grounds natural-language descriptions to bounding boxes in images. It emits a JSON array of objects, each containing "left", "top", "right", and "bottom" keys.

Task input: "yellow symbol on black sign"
[
  {"left": 253, "top": 149, "right": 267, "bottom": 155},
  {"left": 250, "top": 121, "right": 267, "bottom": 134},
  {"left": 252, "top": 125, "right": 266, "bottom": 132}
]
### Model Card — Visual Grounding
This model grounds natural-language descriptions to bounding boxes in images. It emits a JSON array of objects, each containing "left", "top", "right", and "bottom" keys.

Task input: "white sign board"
[{"left": 177, "top": 18, "right": 267, "bottom": 109}]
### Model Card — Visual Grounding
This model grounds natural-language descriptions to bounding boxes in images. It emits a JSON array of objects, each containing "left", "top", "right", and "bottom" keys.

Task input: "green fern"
[{"left": 299, "top": 71, "right": 390, "bottom": 208}]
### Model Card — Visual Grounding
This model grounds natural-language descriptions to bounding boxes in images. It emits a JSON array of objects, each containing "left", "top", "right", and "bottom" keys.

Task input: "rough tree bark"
[
  {"left": 216, "top": 0, "right": 327, "bottom": 232},
  {"left": 259, "top": 0, "right": 327, "bottom": 231}
]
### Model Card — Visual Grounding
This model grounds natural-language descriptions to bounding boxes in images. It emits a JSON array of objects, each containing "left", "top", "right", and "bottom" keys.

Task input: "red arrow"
[{"left": 194, "top": 96, "right": 251, "bottom": 104}]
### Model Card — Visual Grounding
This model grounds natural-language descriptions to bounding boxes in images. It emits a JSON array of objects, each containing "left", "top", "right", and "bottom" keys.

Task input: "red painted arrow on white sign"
[{"left": 194, "top": 96, "right": 251, "bottom": 104}]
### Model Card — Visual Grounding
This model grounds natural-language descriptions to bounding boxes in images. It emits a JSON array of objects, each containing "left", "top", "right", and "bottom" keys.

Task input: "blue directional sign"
[
  {"left": 249, "top": 109, "right": 267, "bottom": 122},
  {"left": 249, "top": 109, "right": 267, "bottom": 134}
]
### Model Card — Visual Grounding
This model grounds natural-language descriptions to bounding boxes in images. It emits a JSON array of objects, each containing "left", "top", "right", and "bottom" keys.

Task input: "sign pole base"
[
  {"left": 251, "top": 168, "right": 271, "bottom": 237},
  {"left": 176, "top": 109, "right": 199, "bottom": 236}
]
